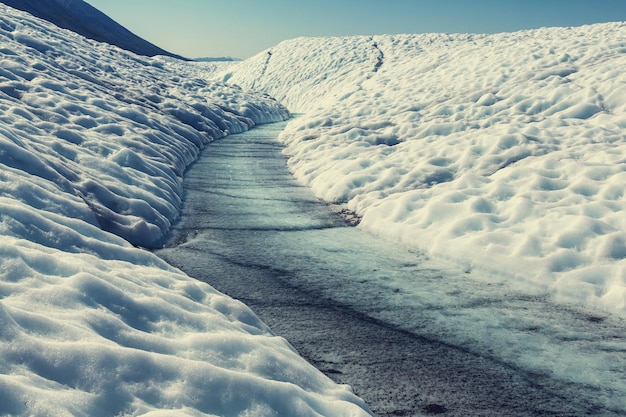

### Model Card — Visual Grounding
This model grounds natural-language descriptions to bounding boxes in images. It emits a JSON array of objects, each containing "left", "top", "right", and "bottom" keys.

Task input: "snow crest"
[
  {"left": 0, "top": 5, "right": 370, "bottom": 417},
  {"left": 221, "top": 24, "right": 626, "bottom": 315}
]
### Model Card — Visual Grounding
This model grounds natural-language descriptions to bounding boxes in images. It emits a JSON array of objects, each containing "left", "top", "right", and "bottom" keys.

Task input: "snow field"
[
  {"left": 221, "top": 23, "right": 626, "bottom": 315},
  {"left": 0, "top": 5, "right": 370, "bottom": 416}
]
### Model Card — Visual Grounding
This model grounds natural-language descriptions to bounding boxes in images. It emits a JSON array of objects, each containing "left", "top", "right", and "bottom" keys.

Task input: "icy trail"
[{"left": 156, "top": 122, "right": 626, "bottom": 416}]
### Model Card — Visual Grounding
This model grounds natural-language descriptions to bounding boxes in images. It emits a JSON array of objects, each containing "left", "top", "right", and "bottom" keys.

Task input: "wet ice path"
[{"left": 155, "top": 121, "right": 626, "bottom": 417}]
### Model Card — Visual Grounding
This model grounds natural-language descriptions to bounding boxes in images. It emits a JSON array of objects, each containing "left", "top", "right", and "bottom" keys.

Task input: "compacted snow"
[
  {"left": 219, "top": 23, "right": 626, "bottom": 316},
  {"left": 0, "top": 5, "right": 370, "bottom": 416}
]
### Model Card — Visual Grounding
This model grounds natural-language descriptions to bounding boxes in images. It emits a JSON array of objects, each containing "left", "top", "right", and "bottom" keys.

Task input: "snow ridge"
[
  {"left": 220, "top": 24, "right": 626, "bottom": 315},
  {"left": 0, "top": 0, "right": 185, "bottom": 59},
  {"left": 0, "top": 4, "right": 288, "bottom": 248}
]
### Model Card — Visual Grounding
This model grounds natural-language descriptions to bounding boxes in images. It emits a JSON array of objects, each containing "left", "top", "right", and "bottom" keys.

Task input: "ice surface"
[
  {"left": 0, "top": 4, "right": 370, "bottom": 416},
  {"left": 220, "top": 24, "right": 626, "bottom": 316}
]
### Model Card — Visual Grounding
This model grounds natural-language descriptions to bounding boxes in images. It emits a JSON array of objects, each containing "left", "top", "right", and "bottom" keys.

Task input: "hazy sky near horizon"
[{"left": 86, "top": 0, "right": 626, "bottom": 59}]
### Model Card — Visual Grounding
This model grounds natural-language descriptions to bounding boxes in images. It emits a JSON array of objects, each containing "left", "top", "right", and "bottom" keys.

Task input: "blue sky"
[{"left": 86, "top": 0, "right": 626, "bottom": 59}]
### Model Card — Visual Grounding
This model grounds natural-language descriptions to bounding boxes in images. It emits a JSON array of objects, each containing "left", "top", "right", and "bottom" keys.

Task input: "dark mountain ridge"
[{"left": 0, "top": 0, "right": 187, "bottom": 59}]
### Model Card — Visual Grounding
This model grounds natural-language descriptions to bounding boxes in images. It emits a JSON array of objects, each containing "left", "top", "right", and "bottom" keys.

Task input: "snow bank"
[
  {"left": 221, "top": 24, "right": 626, "bottom": 315},
  {"left": 0, "top": 5, "right": 369, "bottom": 416},
  {"left": 1, "top": 4, "right": 288, "bottom": 248}
]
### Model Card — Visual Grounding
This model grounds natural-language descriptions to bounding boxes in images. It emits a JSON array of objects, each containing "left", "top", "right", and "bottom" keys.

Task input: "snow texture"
[
  {"left": 220, "top": 24, "right": 626, "bottom": 316},
  {"left": 0, "top": 5, "right": 370, "bottom": 416}
]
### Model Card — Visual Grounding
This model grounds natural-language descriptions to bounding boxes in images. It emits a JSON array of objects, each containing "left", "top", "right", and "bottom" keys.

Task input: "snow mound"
[
  {"left": 0, "top": 5, "right": 369, "bottom": 416},
  {"left": 221, "top": 23, "right": 626, "bottom": 315}
]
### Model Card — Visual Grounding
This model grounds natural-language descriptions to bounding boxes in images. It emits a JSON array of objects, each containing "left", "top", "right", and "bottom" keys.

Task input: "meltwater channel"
[{"left": 156, "top": 120, "right": 626, "bottom": 417}]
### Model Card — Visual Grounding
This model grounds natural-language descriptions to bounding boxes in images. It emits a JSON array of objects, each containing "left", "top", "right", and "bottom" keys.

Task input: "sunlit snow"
[
  {"left": 218, "top": 24, "right": 626, "bottom": 315},
  {"left": 3, "top": 0, "right": 626, "bottom": 414},
  {"left": 0, "top": 5, "right": 370, "bottom": 416}
]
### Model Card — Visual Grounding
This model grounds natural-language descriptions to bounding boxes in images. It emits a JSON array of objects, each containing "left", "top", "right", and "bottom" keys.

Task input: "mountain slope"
[{"left": 0, "top": 0, "right": 185, "bottom": 59}]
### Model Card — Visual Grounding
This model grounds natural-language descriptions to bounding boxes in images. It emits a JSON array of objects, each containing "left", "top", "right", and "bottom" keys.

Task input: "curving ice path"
[{"left": 156, "top": 121, "right": 626, "bottom": 417}]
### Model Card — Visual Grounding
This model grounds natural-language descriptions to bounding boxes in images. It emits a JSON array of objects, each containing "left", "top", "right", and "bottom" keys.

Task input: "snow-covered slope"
[
  {"left": 0, "top": 0, "right": 185, "bottom": 59},
  {"left": 220, "top": 24, "right": 626, "bottom": 315},
  {"left": 1, "top": 5, "right": 290, "bottom": 248},
  {"left": 0, "top": 5, "right": 371, "bottom": 416}
]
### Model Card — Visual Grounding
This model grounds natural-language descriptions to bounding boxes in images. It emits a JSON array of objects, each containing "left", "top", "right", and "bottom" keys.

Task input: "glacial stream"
[{"left": 156, "top": 121, "right": 626, "bottom": 417}]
